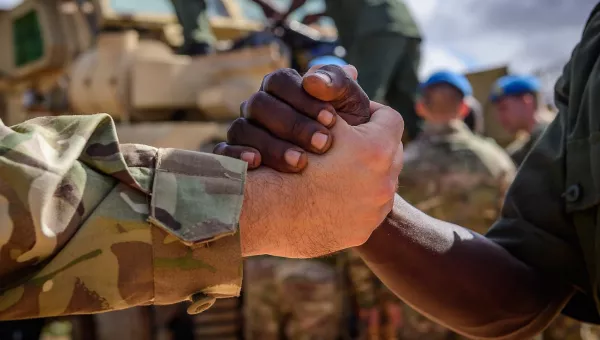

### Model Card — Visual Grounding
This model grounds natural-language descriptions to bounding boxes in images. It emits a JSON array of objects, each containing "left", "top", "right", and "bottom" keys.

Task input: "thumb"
[{"left": 302, "top": 64, "right": 370, "bottom": 126}]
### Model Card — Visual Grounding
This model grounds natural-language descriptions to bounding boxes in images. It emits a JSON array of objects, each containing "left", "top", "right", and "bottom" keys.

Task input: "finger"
[
  {"left": 391, "top": 142, "right": 404, "bottom": 177},
  {"left": 342, "top": 65, "right": 358, "bottom": 81},
  {"left": 260, "top": 68, "right": 337, "bottom": 127},
  {"left": 306, "top": 64, "right": 358, "bottom": 80},
  {"left": 213, "top": 143, "right": 262, "bottom": 170},
  {"left": 302, "top": 64, "right": 370, "bottom": 126},
  {"left": 242, "top": 92, "right": 333, "bottom": 154},
  {"left": 364, "top": 105, "right": 405, "bottom": 146},
  {"left": 369, "top": 100, "right": 386, "bottom": 113},
  {"left": 228, "top": 118, "right": 308, "bottom": 173}
]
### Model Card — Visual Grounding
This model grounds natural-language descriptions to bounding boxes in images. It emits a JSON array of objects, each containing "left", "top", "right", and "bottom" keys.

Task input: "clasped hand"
[{"left": 217, "top": 65, "right": 405, "bottom": 258}]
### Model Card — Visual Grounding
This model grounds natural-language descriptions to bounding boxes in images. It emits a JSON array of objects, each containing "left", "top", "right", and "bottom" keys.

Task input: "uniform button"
[
  {"left": 187, "top": 292, "right": 216, "bottom": 315},
  {"left": 564, "top": 184, "right": 582, "bottom": 203}
]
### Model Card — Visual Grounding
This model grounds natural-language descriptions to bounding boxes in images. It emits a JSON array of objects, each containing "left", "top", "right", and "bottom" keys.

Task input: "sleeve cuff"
[{"left": 147, "top": 148, "right": 247, "bottom": 310}]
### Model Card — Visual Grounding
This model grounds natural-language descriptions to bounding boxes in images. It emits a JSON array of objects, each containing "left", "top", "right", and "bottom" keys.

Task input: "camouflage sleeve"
[{"left": 0, "top": 114, "right": 246, "bottom": 320}]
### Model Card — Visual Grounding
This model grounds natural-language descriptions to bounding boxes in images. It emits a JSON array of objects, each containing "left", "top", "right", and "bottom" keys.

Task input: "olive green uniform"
[
  {"left": 170, "top": 0, "right": 215, "bottom": 55},
  {"left": 324, "top": 0, "right": 422, "bottom": 140},
  {"left": 485, "top": 3, "right": 600, "bottom": 335}
]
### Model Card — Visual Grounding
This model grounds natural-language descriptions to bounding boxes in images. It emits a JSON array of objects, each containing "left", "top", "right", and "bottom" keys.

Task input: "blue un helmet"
[
  {"left": 307, "top": 55, "right": 348, "bottom": 68},
  {"left": 420, "top": 70, "right": 473, "bottom": 97},
  {"left": 490, "top": 75, "right": 541, "bottom": 102}
]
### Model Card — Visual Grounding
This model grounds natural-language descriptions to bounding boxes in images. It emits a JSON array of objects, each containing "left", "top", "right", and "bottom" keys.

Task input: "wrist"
[{"left": 239, "top": 169, "right": 283, "bottom": 257}]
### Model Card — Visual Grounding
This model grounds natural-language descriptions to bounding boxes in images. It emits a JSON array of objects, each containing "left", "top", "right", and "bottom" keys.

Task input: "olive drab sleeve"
[
  {"left": 0, "top": 114, "right": 246, "bottom": 320},
  {"left": 487, "top": 2, "right": 600, "bottom": 327}
]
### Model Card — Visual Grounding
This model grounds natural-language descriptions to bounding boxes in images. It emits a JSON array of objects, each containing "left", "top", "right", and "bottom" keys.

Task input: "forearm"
[{"left": 356, "top": 195, "right": 571, "bottom": 339}]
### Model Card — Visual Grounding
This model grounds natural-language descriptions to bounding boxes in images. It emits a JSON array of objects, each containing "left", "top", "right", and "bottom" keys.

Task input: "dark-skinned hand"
[{"left": 213, "top": 64, "right": 372, "bottom": 173}]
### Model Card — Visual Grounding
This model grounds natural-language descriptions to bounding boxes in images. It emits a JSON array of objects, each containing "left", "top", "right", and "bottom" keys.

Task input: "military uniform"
[
  {"left": 170, "top": 0, "right": 215, "bottom": 55},
  {"left": 0, "top": 114, "right": 246, "bottom": 319},
  {"left": 501, "top": 117, "right": 598, "bottom": 340},
  {"left": 243, "top": 256, "right": 344, "bottom": 340},
  {"left": 324, "top": 0, "right": 423, "bottom": 141},
  {"left": 489, "top": 74, "right": 599, "bottom": 340},
  {"left": 505, "top": 120, "right": 549, "bottom": 166},
  {"left": 484, "top": 4, "right": 600, "bottom": 336},
  {"left": 399, "top": 119, "right": 517, "bottom": 338}
]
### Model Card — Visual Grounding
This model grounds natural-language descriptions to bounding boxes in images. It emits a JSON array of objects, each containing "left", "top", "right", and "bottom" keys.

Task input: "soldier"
[
  {"left": 218, "top": 5, "right": 600, "bottom": 336},
  {"left": 490, "top": 75, "right": 553, "bottom": 166},
  {"left": 0, "top": 69, "right": 404, "bottom": 320},
  {"left": 169, "top": 0, "right": 214, "bottom": 55},
  {"left": 376, "top": 70, "right": 515, "bottom": 340},
  {"left": 491, "top": 75, "right": 600, "bottom": 340},
  {"left": 243, "top": 257, "right": 344, "bottom": 340},
  {"left": 300, "top": 0, "right": 423, "bottom": 142},
  {"left": 464, "top": 96, "right": 484, "bottom": 135}
]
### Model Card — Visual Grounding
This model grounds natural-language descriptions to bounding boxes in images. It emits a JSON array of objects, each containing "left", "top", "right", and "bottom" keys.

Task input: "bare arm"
[{"left": 356, "top": 195, "right": 573, "bottom": 339}]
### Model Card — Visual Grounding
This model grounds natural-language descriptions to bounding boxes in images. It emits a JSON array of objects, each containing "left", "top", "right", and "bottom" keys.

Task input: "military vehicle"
[{"left": 0, "top": 0, "right": 288, "bottom": 154}]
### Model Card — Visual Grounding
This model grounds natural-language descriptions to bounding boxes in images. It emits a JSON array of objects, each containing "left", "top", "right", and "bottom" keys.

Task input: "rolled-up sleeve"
[{"left": 0, "top": 114, "right": 246, "bottom": 320}]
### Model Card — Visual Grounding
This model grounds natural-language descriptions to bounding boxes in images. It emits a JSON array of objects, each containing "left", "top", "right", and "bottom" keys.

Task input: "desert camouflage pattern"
[
  {"left": 0, "top": 114, "right": 246, "bottom": 320},
  {"left": 346, "top": 249, "right": 470, "bottom": 340},
  {"left": 243, "top": 256, "right": 344, "bottom": 340},
  {"left": 400, "top": 120, "right": 515, "bottom": 235},
  {"left": 346, "top": 250, "right": 407, "bottom": 340},
  {"left": 505, "top": 120, "right": 550, "bottom": 166},
  {"left": 357, "top": 119, "right": 515, "bottom": 339}
]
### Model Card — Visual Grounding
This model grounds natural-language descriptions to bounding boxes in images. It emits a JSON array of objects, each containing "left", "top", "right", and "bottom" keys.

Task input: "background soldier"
[
  {"left": 491, "top": 74, "right": 600, "bottom": 340},
  {"left": 343, "top": 71, "right": 516, "bottom": 340},
  {"left": 301, "top": 0, "right": 423, "bottom": 142},
  {"left": 243, "top": 257, "right": 344, "bottom": 340},
  {"left": 169, "top": 0, "right": 214, "bottom": 55},
  {"left": 490, "top": 75, "right": 553, "bottom": 166}
]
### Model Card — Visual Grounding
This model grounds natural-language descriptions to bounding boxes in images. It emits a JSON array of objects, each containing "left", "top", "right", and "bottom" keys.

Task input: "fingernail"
[
  {"left": 317, "top": 110, "right": 334, "bottom": 126},
  {"left": 311, "top": 132, "right": 329, "bottom": 150},
  {"left": 314, "top": 71, "right": 332, "bottom": 85},
  {"left": 241, "top": 152, "right": 255, "bottom": 165},
  {"left": 284, "top": 149, "right": 303, "bottom": 167}
]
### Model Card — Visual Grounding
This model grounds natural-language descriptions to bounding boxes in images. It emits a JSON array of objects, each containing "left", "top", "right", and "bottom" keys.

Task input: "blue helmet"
[
  {"left": 420, "top": 70, "right": 473, "bottom": 97},
  {"left": 490, "top": 75, "right": 541, "bottom": 102},
  {"left": 308, "top": 55, "right": 348, "bottom": 68}
]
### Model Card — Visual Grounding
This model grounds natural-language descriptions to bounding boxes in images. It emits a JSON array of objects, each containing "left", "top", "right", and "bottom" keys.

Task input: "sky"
[
  {"left": 403, "top": 0, "right": 598, "bottom": 78},
  {"left": 1, "top": 0, "right": 598, "bottom": 81}
]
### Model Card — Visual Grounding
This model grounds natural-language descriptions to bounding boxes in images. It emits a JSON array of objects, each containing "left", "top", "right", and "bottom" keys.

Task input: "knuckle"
[
  {"left": 243, "top": 92, "right": 267, "bottom": 119},
  {"left": 386, "top": 106, "right": 405, "bottom": 130},
  {"left": 262, "top": 68, "right": 298, "bottom": 92},
  {"left": 373, "top": 179, "right": 397, "bottom": 203},
  {"left": 227, "top": 118, "right": 249, "bottom": 143},
  {"left": 212, "top": 142, "right": 227, "bottom": 154},
  {"left": 289, "top": 114, "right": 313, "bottom": 142},
  {"left": 364, "top": 141, "right": 395, "bottom": 166}
]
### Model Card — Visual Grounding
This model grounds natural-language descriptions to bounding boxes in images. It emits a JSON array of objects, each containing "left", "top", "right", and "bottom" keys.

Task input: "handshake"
[{"left": 214, "top": 65, "right": 405, "bottom": 258}]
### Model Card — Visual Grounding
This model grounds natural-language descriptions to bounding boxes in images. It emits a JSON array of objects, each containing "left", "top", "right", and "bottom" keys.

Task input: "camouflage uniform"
[
  {"left": 0, "top": 114, "right": 246, "bottom": 319},
  {"left": 505, "top": 120, "right": 549, "bottom": 166},
  {"left": 243, "top": 256, "right": 344, "bottom": 340},
  {"left": 353, "top": 119, "right": 515, "bottom": 340}
]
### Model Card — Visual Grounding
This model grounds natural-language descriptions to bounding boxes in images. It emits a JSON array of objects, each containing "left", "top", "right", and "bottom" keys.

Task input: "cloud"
[
  {"left": 419, "top": 45, "right": 469, "bottom": 78},
  {"left": 0, "top": 0, "right": 18, "bottom": 9},
  {"left": 409, "top": 0, "right": 597, "bottom": 72}
]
